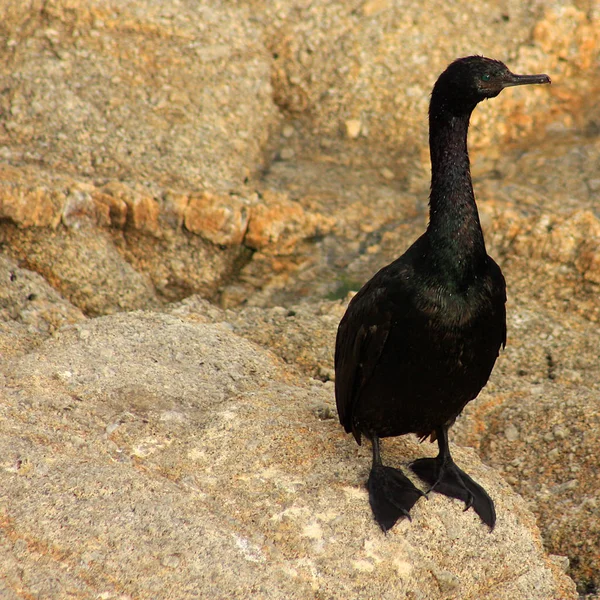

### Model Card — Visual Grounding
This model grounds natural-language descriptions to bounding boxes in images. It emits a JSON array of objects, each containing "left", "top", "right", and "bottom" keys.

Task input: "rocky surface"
[
  {"left": 0, "top": 255, "right": 85, "bottom": 357},
  {"left": 0, "top": 0, "right": 599, "bottom": 597},
  {"left": 0, "top": 310, "right": 576, "bottom": 599},
  {"left": 174, "top": 293, "right": 600, "bottom": 594},
  {"left": 0, "top": 1, "right": 280, "bottom": 190}
]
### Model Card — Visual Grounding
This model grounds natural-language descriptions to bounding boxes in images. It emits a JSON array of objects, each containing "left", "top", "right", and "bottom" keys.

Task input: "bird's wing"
[
  {"left": 487, "top": 256, "right": 507, "bottom": 348},
  {"left": 334, "top": 285, "right": 392, "bottom": 444}
]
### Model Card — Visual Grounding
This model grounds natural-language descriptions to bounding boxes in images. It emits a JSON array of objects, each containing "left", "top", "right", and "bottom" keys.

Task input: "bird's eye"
[{"left": 481, "top": 73, "right": 491, "bottom": 82}]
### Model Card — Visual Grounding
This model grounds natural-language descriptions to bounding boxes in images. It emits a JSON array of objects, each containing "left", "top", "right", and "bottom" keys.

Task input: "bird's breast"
[{"left": 414, "top": 280, "right": 496, "bottom": 330}]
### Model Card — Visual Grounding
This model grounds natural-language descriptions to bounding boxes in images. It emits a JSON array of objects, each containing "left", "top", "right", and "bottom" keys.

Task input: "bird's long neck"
[{"left": 426, "top": 105, "right": 487, "bottom": 282}]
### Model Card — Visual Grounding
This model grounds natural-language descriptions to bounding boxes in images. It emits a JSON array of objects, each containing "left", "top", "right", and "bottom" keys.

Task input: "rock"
[
  {"left": 170, "top": 296, "right": 344, "bottom": 381},
  {"left": 279, "top": 147, "right": 296, "bottom": 160},
  {"left": 452, "top": 300, "right": 600, "bottom": 595},
  {"left": 0, "top": 222, "right": 159, "bottom": 316},
  {"left": 282, "top": 124, "right": 295, "bottom": 138},
  {"left": 0, "top": 1, "right": 281, "bottom": 190},
  {"left": 245, "top": 191, "right": 335, "bottom": 253},
  {"left": 0, "top": 178, "right": 64, "bottom": 229},
  {"left": 362, "top": 0, "right": 393, "bottom": 17},
  {"left": 504, "top": 424, "right": 520, "bottom": 442},
  {"left": 173, "top": 295, "right": 600, "bottom": 595},
  {"left": 380, "top": 167, "right": 395, "bottom": 180},
  {"left": 483, "top": 208, "right": 600, "bottom": 321},
  {"left": 476, "top": 385, "right": 600, "bottom": 593},
  {"left": 182, "top": 292, "right": 600, "bottom": 595},
  {"left": 264, "top": 1, "right": 592, "bottom": 151},
  {"left": 0, "top": 311, "right": 577, "bottom": 599},
  {"left": 533, "top": 6, "right": 599, "bottom": 72},
  {"left": 100, "top": 182, "right": 161, "bottom": 236},
  {"left": 184, "top": 191, "right": 250, "bottom": 246},
  {"left": 345, "top": 119, "right": 362, "bottom": 139},
  {"left": 90, "top": 189, "right": 129, "bottom": 229},
  {"left": 0, "top": 255, "right": 85, "bottom": 357},
  {"left": 0, "top": 0, "right": 598, "bottom": 594}
]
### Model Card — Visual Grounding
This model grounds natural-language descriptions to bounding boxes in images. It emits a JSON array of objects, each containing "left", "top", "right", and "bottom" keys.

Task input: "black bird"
[{"left": 335, "top": 56, "right": 550, "bottom": 531}]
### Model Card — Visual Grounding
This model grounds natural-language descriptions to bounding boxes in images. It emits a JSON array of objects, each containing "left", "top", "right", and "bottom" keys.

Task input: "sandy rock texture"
[
  {"left": 0, "top": 255, "right": 85, "bottom": 357},
  {"left": 0, "top": 311, "right": 576, "bottom": 599},
  {"left": 0, "top": 1, "right": 280, "bottom": 189},
  {"left": 0, "top": 0, "right": 599, "bottom": 597},
  {"left": 174, "top": 293, "right": 600, "bottom": 595}
]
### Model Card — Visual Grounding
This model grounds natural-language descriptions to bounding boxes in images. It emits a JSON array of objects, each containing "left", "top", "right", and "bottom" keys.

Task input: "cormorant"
[{"left": 334, "top": 56, "right": 550, "bottom": 531}]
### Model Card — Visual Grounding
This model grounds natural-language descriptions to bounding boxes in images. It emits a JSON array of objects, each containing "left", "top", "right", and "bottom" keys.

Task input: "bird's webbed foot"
[
  {"left": 367, "top": 464, "right": 425, "bottom": 532},
  {"left": 367, "top": 436, "right": 425, "bottom": 531},
  {"left": 411, "top": 455, "right": 496, "bottom": 529}
]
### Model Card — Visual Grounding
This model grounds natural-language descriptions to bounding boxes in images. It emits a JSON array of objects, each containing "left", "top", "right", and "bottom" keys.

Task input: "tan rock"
[
  {"left": 91, "top": 190, "right": 128, "bottom": 229},
  {"left": 160, "top": 191, "right": 189, "bottom": 230},
  {"left": 0, "top": 2, "right": 598, "bottom": 592},
  {"left": 0, "top": 223, "right": 159, "bottom": 316},
  {"left": 101, "top": 182, "right": 160, "bottom": 236},
  {"left": 345, "top": 119, "right": 362, "bottom": 139},
  {"left": 361, "top": 0, "right": 392, "bottom": 17},
  {"left": 245, "top": 191, "right": 335, "bottom": 253},
  {"left": 483, "top": 209, "right": 600, "bottom": 322},
  {"left": 184, "top": 191, "right": 249, "bottom": 246},
  {"left": 0, "top": 255, "right": 85, "bottom": 357},
  {"left": 0, "top": 182, "right": 64, "bottom": 229},
  {"left": 0, "top": 311, "right": 577, "bottom": 599},
  {"left": 533, "top": 6, "right": 599, "bottom": 71},
  {"left": 467, "top": 384, "right": 600, "bottom": 592},
  {"left": 0, "top": 0, "right": 280, "bottom": 190},
  {"left": 62, "top": 189, "right": 111, "bottom": 228}
]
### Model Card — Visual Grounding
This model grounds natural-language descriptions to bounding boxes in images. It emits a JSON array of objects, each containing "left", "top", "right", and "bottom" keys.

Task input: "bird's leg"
[
  {"left": 427, "top": 428, "right": 473, "bottom": 508},
  {"left": 410, "top": 427, "right": 496, "bottom": 529},
  {"left": 366, "top": 435, "right": 425, "bottom": 532},
  {"left": 371, "top": 434, "right": 383, "bottom": 466}
]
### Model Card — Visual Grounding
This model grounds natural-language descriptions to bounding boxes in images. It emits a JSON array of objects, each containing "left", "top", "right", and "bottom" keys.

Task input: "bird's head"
[{"left": 431, "top": 56, "right": 551, "bottom": 114}]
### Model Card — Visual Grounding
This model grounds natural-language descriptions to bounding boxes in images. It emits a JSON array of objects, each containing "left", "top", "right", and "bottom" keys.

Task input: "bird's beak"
[{"left": 502, "top": 72, "right": 551, "bottom": 88}]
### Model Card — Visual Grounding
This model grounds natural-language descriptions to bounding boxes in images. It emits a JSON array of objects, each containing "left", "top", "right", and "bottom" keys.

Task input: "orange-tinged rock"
[
  {"left": 533, "top": 7, "right": 599, "bottom": 70},
  {"left": 161, "top": 191, "right": 189, "bottom": 230},
  {"left": 91, "top": 191, "right": 128, "bottom": 229},
  {"left": 100, "top": 182, "right": 160, "bottom": 235},
  {"left": 0, "top": 184, "right": 64, "bottom": 228},
  {"left": 62, "top": 184, "right": 116, "bottom": 228},
  {"left": 184, "top": 191, "right": 249, "bottom": 246},
  {"left": 245, "top": 191, "right": 335, "bottom": 253}
]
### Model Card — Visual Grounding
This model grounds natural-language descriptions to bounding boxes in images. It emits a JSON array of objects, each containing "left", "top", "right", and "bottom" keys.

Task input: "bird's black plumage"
[{"left": 335, "top": 56, "right": 550, "bottom": 531}]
